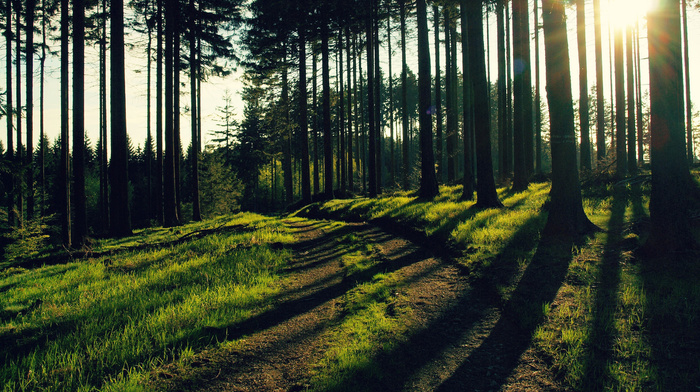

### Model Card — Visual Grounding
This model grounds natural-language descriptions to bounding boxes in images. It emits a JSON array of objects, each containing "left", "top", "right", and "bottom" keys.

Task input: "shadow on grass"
[
  {"left": 579, "top": 187, "right": 627, "bottom": 389},
  {"left": 315, "top": 213, "right": 552, "bottom": 392}
]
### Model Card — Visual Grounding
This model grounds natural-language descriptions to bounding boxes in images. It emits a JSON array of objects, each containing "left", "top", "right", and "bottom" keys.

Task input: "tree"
[
  {"left": 468, "top": 0, "right": 501, "bottom": 208},
  {"left": 496, "top": 0, "right": 508, "bottom": 181},
  {"left": 433, "top": 4, "right": 443, "bottom": 184},
  {"left": 416, "top": 0, "right": 438, "bottom": 199},
  {"left": 323, "top": 21, "right": 334, "bottom": 199},
  {"left": 577, "top": 0, "right": 591, "bottom": 170},
  {"left": 60, "top": 0, "right": 71, "bottom": 246},
  {"left": 541, "top": 0, "right": 596, "bottom": 237},
  {"left": 626, "top": 25, "right": 637, "bottom": 173},
  {"left": 299, "top": 28, "right": 311, "bottom": 204},
  {"left": 682, "top": 0, "right": 692, "bottom": 162},
  {"left": 400, "top": 0, "right": 410, "bottom": 190},
  {"left": 646, "top": 0, "right": 696, "bottom": 252},
  {"left": 614, "top": 24, "right": 627, "bottom": 177},
  {"left": 26, "top": 0, "right": 36, "bottom": 218},
  {"left": 512, "top": 0, "right": 530, "bottom": 191},
  {"left": 366, "top": 0, "right": 377, "bottom": 198},
  {"left": 460, "top": 0, "right": 474, "bottom": 200},
  {"left": 593, "top": 0, "right": 606, "bottom": 162},
  {"left": 5, "top": 0, "right": 14, "bottom": 226},
  {"left": 73, "top": 0, "right": 88, "bottom": 244},
  {"left": 110, "top": 0, "right": 133, "bottom": 236},
  {"left": 189, "top": 0, "right": 202, "bottom": 221}
]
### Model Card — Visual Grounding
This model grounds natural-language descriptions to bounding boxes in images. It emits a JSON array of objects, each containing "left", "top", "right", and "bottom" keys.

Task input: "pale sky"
[{"left": 1, "top": 0, "right": 698, "bottom": 156}]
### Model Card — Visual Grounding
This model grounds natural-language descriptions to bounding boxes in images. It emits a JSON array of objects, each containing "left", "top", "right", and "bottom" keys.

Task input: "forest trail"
[{"left": 151, "top": 218, "right": 565, "bottom": 392}]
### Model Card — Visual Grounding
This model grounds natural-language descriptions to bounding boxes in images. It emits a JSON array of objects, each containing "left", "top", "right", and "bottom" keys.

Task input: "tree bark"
[
  {"left": 155, "top": 0, "right": 163, "bottom": 224},
  {"left": 417, "top": 0, "right": 438, "bottom": 199},
  {"left": 367, "top": 1, "right": 377, "bottom": 198},
  {"left": 646, "top": 0, "right": 696, "bottom": 253},
  {"left": 100, "top": 0, "right": 109, "bottom": 232},
  {"left": 682, "top": 0, "right": 692, "bottom": 162},
  {"left": 541, "top": 0, "right": 595, "bottom": 237},
  {"left": 73, "top": 0, "right": 87, "bottom": 244},
  {"left": 282, "top": 43, "right": 293, "bottom": 204},
  {"left": 164, "top": 0, "right": 179, "bottom": 227},
  {"left": 110, "top": 0, "right": 132, "bottom": 236},
  {"left": 15, "top": 0, "right": 23, "bottom": 225},
  {"left": 322, "top": 23, "right": 334, "bottom": 198},
  {"left": 400, "top": 0, "right": 410, "bottom": 190},
  {"left": 346, "top": 27, "right": 354, "bottom": 193},
  {"left": 497, "top": 0, "right": 508, "bottom": 181},
  {"left": 5, "top": 0, "right": 14, "bottom": 227},
  {"left": 577, "top": 0, "right": 591, "bottom": 170},
  {"left": 534, "top": 0, "right": 542, "bottom": 174},
  {"left": 60, "top": 0, "right": 71, "bottom": 246},
  {"left": 300, "top": 29, "right": 311, "bottom": 203},
  {"left": 444, "top": 8, "right": 456, "bottom": 183},
  {"left": 593, "top": 0, "right": 606, "bottom": 162},
  {"left": 512, "top": 0, "right": 529, "bottom": 191},
  {"left": 614, "top": 25, "right": 627, "bottom": 177},
  {"left": 434, "top": 5, "right": 443, "bottom": 183},
  {"left": 469, "top": 0, "right": 502, "bottom": 208},
  {"left": 626, "top": 25, "right": 637, "bottom": 173},
  {"left": 460, "top": 0, "right": 474, "bottom": 200},
  {"left": 26, "top": 0, "right": 35, "bottom": 219},
  {"left": 190, "top": 0, "right": 201, "bottom": 221}
]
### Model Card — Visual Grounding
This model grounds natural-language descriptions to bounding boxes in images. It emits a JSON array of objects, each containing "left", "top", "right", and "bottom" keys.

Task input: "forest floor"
[{"left": 148, "top": 217, "right": 566, "bottom": 392}]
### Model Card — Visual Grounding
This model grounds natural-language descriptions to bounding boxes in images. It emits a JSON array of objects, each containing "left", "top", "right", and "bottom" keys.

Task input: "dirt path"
[{"left": 151, "top": 218, "right": 565, "bottom": 392}]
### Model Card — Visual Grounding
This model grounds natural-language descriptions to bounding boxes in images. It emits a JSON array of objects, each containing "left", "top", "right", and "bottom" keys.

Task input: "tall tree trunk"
[
  {"left": 646, "top": 0, "right": 695, "bottom": 252},
  {"left": 339, "top": 31, "right": 346, "bottom": 192},
  {"left": 505, "top": 0, "right": 513, "bottom": 179},
  {"left": 373, "top": 4, "right": 382, "bottom": 194},
  {"left": 522, "top": 0, "right": 534, "bottom": 176},
  {"left": 614, "top": 25, "right": 627, "bottom": 177},
  {"left": 155, "top": 0, "right": 163, "bottom": 223},
  {"left": 300, "top": 29, "right": 311, "bottom": 203},
  {"left": 366, "top": 1, "right": 377, "bottom": 198},
  {"left": 497, "top": 0, "right": 508, "bottom": 181},
  {"left": 282, "top": 43, "right": 293, "bottom": 204},
  {"left": 593, "top": 0, "right": 606, "bottom": 162},
  {"left": 174, "top": 24, "right": 182, "bottom": 220},
  {"left": 322, "top": 23, "right": 334, "bottom": 198},
  {"left": 26, "top": 0, "right": 35, "bottom": 219},
  {"left": 626, "top": 25, "right": 637, "bottom": 173},
  {"left": 512, "top": 0, "right": 529, "bottom": 191},
  {"left": 347, "top": 27, "right": 354, "bottom": 193},
  {"left": 60, "top": 0, "right": 71, "bottom": 246},
  {"left": 434, "top": 5, "right": 443, "bottom": 183},
  {"left": 460, "top": 0, "right": 474, "bottom": 200},
  {"left": 73, "top": 0, "right": 87, "bottom": 244},
  {"left": 534, "top": 0, "right": 542, "bottom": 174},
  {"left": 190, "top": 0, "right": 201, "bottom": 221},
  {"left": 146, "top": 0, "right": 153, "bottom": 221},
  {"left": 388, "top": 14, "right": 395, "bottom": 187},
  {"left": 100, "top": 0, "right": 109, "bottom": 231},
  {"left": 541, "top": 0, "right": 595, "bottom": 237},
  {"left": 312, "top": 44, "right": 320, "bottom": 195},
  {"left": 164, "top": 0, "right": 179, "bottom": 227},
  {"left": 110, "top": 0, "right": 132, "bottom": 236},
  {"left": 577, "top": 0, "right": 591, "bottom": 170},
  {"left": 635, "top": 21, "right": 644, "bottom": 165},
  {"left": 444, "top": 8, "right": 455, "bottom": 183},
  {"left": 6, "top": 0, "right": 14, "bottom": 226},
  {"left": 400, "top": 0, "right": 410, "bottom": 190},
  {"left": 416, "top": 0, "right": 438, "bottom": 199},
  {"left": 39, "top": 0, "right": 46, "bottom": 215},
  {"left": 469, "top": 0, "right": 502, "bottom": 208},
  {"left": 15, "top": 0, "right": 23, "bottom": 225},
  {"left": 681, "top": 0, "right": 692, "bottom": 162}
]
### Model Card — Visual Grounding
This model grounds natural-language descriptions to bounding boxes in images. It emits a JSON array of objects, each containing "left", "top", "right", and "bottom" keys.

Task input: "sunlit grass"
[{"left": 0, "top": 213, "right": 293, "bottom": 391}]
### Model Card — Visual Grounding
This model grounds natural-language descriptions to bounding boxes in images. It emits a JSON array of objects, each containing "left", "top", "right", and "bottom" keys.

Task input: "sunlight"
[{"left": 606, "top": 0, "right": 653, "bottom": 29}]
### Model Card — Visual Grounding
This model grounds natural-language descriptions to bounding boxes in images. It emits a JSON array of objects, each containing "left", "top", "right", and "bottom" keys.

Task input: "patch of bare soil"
[{"left": 148, "top": 219, "right": 566, "bottom": 392}]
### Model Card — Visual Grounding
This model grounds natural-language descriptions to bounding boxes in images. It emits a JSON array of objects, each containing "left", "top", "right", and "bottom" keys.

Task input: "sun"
[{"left": 605, "top": 0, "right": 653, "bottom": 29}]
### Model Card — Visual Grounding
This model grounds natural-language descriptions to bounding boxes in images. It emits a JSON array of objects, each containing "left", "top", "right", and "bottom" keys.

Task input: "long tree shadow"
[
  {"left": 318, "top": 213, "right": 547, "bottom": 391},
  {"left": 579, "top": 187, "right": 628, "bottom": 389},
  {"left": 435, "top": 236, "right": 576, "bottom": 391}
]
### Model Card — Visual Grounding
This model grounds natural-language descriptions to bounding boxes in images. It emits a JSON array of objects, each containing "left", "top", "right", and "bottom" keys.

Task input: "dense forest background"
[{"left": 0, "top": 0, "right": 698, "bottom": 252}]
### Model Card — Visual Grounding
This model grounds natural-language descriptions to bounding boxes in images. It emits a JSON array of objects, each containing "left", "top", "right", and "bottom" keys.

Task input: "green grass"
[
  {"left": 298, "top": 181, "right": 700, "bottom": 391},
  {"left": 0, "top": 212, "right": 293, "bottom": 392}
]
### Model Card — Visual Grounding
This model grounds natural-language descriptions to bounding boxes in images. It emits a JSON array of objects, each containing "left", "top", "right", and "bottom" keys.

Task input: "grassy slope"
[
  {"left": 295, "top": 182, "right": 700, "bottom": 391},
  {"left": 0, "top": 213, "right": 293, "bottom": 392}
]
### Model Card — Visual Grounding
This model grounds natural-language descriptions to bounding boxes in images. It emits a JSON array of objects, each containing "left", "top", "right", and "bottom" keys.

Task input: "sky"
[{"left": 1, "top": 0, "right": 698, "bottom": 156}]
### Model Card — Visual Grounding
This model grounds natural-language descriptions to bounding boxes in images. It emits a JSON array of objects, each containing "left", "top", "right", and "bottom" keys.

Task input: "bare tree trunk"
[
  {"left": 6, "top": 0, "right": 14, "bottom": 226},
  {"left": 593, "top": 0, "right": 606, "bottom": 162},
  {"left": 388, "top": 14, "right": 395, "bottom": 187},
  {"left": 444, "top": 8, "right": 456, "bottom": 183},
  {"left": 373, "top": 4, "right": 382, "bottom": 194},
  {"left": 299, "top": 29, "right": 311, "bottom": 203},
  {"left": 400, "top": 0, "right": 410, "bottom": 190},
  {"left": 626, "top": 25, "right": 637, "bottom": 173},
  {"left": 577, "top": 0, "right": 591, "bottom": 170},
  {"left": 635, "top": 20, "right": 644, "bottom": 165},
  {"left": 534, "top": 0, "right": 542, "bottom": 174},
  {"left": 73, "top": 0, "right": 87, "bottom": 244},
  {"left": 339, "top": 31, "right": 347, "bottom": 192},
  {"left": 322, "top": 23, "right": 334, "bottom": 198},
  {"left": 367, "top": 0, "right": 377, "bottom": 198},
  {"left": 512, "top": 0, "right": 529, "bottom": 191},
  {"left": 16, "top": 0, "right": 23, "bottom": 225},
  {"left": 434, "top": 5, "right": 443, "bottom": 183},
  {"left": 460, "top": 0, "right": 474, "bottom": 200},
  {"left": 614, "top": 25, "right": 627, "bottom": 177},
  {"left": 497, "top": 0, "right": 508, "bottom": 180},
  {"left": 541, "top": 0, "right": 595, "bottom": 237},
  {"left": 190, "top": 0, "right": 201, "bottom": 220},
  {"left": 60, "top": 0, "right": 71, "bottom": 246},
  {"left": 110, "top": 0, "right": 132, "bottom": 236},
  {"left": 100, "top": 0, "right": 109, "bottom": 231},
  {"left": 155, "top": 0, "right": 163, "bottom": 223},
  {"left": 417, "top": 0, "right": 438, "bottom": 199},
  {"left": 682, "top": 0, "right": 693, "bottom": 162},
  {"left": 26, "top": 0, "right": 35, "bottom": 219},
  {"left": 164, "top": 0, "right": 179, "bottom": 227},
  {"left": 347, "top": 27, "right": 354, "bottom": 193},
  {"left": 39, "top": 0, "right": 46, "bottom": 215},
  {"left": 312, "top": 44, "right": 320, "bottom": 196}
]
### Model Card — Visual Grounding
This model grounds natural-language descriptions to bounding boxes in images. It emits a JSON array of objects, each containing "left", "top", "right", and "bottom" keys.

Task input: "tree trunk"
[
  {"left": 373, "top": 5, "right": 382, "bottom": 194},
  {"left": 522, "top": 0, "right": 534, "bottom": 177},
  {"left": 434, "top": 5, "right": 443, "bottom": 183},
  {"left": 312, "top": 44, "right": 320, "bottom": 195},
  {"left": 626, "top": 25, "right": 637, "bottom": 173},
  {"left": 444, "top": 8, "right": 456, "bottom": 183},
  {"left": 400, "top": 0, "right": 410, "bottom": 190},
  {"left": 73, "top": 0, "right": 87, "bottom": 244},
  {"left": 417, "top": 0, "right": 438, "bottom": 199},
  {"left": 322, "top": 23, "right": 334, "bottom": 199},
  {"left": 164, "top": 0, "right": 179, "bottom": 227},
  {"left": 39, "top": 0, "right": 46, "bottom": 215},
  {"left": 300, "top": 29, "right": 311, "bottom": 203},
  {"left": 15, "top": 0, "right": 23, "bottom": 225},
  {"left": 282, "top": 43, "right": 293, "bottom": 205},
  {"left": 110, "top": 0, "right": 132, "bottom": 236},
  {"left": 388, "top": 14, "right": 395, "bottom": 188},
  {"left": 190, "top": 0, "right": 201, "bottom": 221},
  {"left": 367, "top": 1, "right": 377, "bottom": 198},
  {"left": 512, "top": 0, "right": 529, "bottom": 191},
  {"left": 497, "top": 0, "right": 508, "bottom": 181},
  {"left": 60, "top": 0, "right": 71, "bottom": 246},
  {"left": 469, "top": 0, "right": 502, "bottom": 208},
  {"left": 541, "top": 0, "right": 595, "bottom": 237},
  {"left": 100, "top": 0, "right": 109, "bottom": 231},
  {"left": 155, "top": 0, "right": 163, "bottom": 223},
  {"left": 682, "top": 0, "right": 692, "bottom": 162},
  {"left": 346, "top": 27, "right": 354, "bottom": 193},
  {"left": 6, "top": 0, "right": 14, "bottom": 227},
  {"left": 577, "top": 0, "right": 591, "bottom": 170},
  {"left": 26, "top": 0, "right": 35, "bottom": 219},
  {"left": 146, "top": 0, "right": 153, "bottom": 221},
  {"left": 534, "top": 0, "right": 542, "bottom": 174},
  {"left": 339, "top": 31, "right": 346, "bottom": 192},
  {"left": 174, "top": 24, "right": 182, "bottom": 220},
  {"left": 460, "top": 0, "right": 474, "bottom": 200},
  {"left": 593, "top": 0, "right": 606, "bottom": 163},
  {"left": 635, "top": 21, "right": 644, "bottom": 165},
  {"left": 614, "top": 25, "right": 627, "bottom": 177},
  {"left": 646, "top": 0, "right": 696, "bottom": 253}
]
